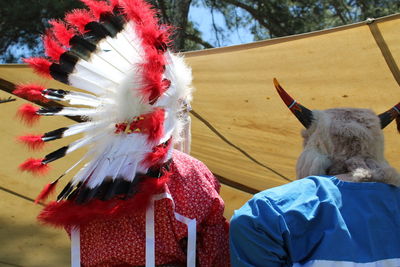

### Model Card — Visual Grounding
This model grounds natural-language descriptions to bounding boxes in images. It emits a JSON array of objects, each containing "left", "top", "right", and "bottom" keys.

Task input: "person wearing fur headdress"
[{"left": 230, "top": 79, "right": 400, "bottom": 267}]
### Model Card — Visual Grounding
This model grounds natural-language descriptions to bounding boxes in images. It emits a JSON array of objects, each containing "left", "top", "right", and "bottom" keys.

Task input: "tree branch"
[
  {"left": 185, "top": 33, "right": 214, "bottom": 48},
  {"left": 170, "top": 0, "right": 193, "bottom": 50},
  {"left": 155, "top": 0, "right": 170, "bottom": 24},
  {"left": 330, "top": 1, "right": 350, "bottom": 24},
  {"left": 210, "top": 5, "right": 222, "bottom": 46},
  {"left": 219, "top": 0, "right": 288, "bottom": 37}
]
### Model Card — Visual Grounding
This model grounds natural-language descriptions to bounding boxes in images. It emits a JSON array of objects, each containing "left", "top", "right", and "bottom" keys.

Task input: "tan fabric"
[
  {"left": 1, "top": 15, "right": 400, "bottom": 266},
  {"left": 184, "top": 14, "right": 400, "bottom": 192},
  {"left": 1, "top": 16, "right": 400, "bottom": 204}
]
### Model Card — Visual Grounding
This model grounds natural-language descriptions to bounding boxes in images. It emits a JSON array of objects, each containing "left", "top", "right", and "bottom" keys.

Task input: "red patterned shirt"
[{"left": 78, "top": 150, "right": 230, "bottom": 266}]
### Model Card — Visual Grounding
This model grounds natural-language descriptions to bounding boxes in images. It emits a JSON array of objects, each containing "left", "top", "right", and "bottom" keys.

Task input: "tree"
[
  {"left": 150, "top": 0, "right": 213, "bottom": 50},
  {"left": 0, "top": 0, "right": 84, "bottom": 62},
  {"left": 0, "top": 0, "right": 399, "bottom": 62},
  {"left": 0, "top": 0, "right": 209, "bottom": 62},
  {"left": 204, "top": 0, "right": 400, "bottom": 41}
]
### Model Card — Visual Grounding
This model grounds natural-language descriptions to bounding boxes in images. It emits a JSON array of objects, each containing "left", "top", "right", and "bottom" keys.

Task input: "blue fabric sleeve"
[{"left": 230, "top": 196, "right": 290, "bottom": 267}]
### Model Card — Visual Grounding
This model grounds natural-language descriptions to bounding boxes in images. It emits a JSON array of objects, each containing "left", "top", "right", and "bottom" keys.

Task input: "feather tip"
[{"left": 19, "top": 158, "right": 50, "bottom": 175}]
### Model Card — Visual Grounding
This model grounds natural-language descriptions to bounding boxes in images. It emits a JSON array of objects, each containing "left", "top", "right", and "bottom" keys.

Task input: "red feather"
[
  {"left": 35, "top": 181, "right": 58, "bottom": 204},
  {"left": 48, "top": 20, "right": 75, "bottom": 48},
  {"left": 65, "top": 9, "right": 96, "bottom": 33},
  {"left": 17, "top": 104, "right": 40, "bottom": 126},
  {"left": 23, "top": 58, "right": 52, "bottom": 78},
  {"left": 141, "top": 47, "right": 167, "bottom": 102},
  {"left": 109, "top": 0, "right": 120, "bottom": 9},
  {"left": 128, "top": 108, "right": 165, "bottom": 142},
  {"left": 121, "top": 0, "right": 156, "bottom": 25},
  {"left": 19, "top": 158, "right": 50, "bottom": 175},
  {"left": 120, "top": 0, "right": 172, "bottom": 103},
  {"left": 80, "top": 0, "right": 112, "bottom": 19},
  {"left": 43, "top": 33, "right": 66, "bottom": 61},
  {"left": 38, "top": 172, "right": 171, "bottom": 227},
  {"left": 13, "top": 84, "right": 47, "bottom": 102},
  {"left": 122, "top": 0, "right": 171, "bottom": 50},
  {"left": 145, "top": 108, "right": 165, "bottom": 142},
  {"left": 17, "top": 134, "right": 45, "bottom": 150},
  {"left": 142, "top": 139, "right": 172, "bottom": 168},
  {"left": 140, "top": 23, "right": 171, "bottom": 51}
]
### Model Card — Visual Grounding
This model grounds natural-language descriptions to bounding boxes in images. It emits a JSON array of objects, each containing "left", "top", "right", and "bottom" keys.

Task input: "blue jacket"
[{"left": 230, "top": 176, "right": 400, "bottom": 266}]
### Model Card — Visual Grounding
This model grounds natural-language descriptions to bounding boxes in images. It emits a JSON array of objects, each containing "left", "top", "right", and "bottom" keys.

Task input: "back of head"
[{"left": 273, "top": 79, "right": 400, "bottom": 185}]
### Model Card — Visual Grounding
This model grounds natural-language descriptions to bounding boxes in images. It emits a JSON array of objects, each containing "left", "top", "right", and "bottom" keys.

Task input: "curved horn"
[
  {"left": 379, "top": 103, "right": 400, "bottom": 129},
  {"left": 273, "top": 78, "right": 314, "bottom": 128}
]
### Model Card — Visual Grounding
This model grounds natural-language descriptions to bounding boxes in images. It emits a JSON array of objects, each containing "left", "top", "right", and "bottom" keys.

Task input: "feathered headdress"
[
  {"left": 274, "top": 78, "right": 400, "bottom": 185},
  {"left": 15, "top": 0, "right": 193, "bottom": 227}
]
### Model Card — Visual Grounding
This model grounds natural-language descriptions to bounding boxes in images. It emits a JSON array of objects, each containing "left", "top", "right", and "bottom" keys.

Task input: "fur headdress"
[{"left": 274, "top": 78, "right": 400, "bottom": 185}]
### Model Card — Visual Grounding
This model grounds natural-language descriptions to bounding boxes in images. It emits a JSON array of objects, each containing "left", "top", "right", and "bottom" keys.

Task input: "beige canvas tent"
[{"left": 0, "top": 14, "right": 399, "bottom": 266}]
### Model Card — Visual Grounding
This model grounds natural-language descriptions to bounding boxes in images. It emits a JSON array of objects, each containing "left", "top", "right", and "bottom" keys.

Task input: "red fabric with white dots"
[{"left": 78, "top": 150, "right": 230, "bottom": 267}]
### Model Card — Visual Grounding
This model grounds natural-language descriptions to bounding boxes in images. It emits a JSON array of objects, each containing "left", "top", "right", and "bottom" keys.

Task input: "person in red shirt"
[
  {"left": 77, "top": 149, "right": 229, "bottom": 267},
  {"left": 15, "top": 0, "right": 230, "bottom": 266}
]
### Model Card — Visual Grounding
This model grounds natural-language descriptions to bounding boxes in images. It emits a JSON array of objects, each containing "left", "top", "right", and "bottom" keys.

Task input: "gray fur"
[{"left": 297, "top": 108, "right": 400, "bottom": 185}]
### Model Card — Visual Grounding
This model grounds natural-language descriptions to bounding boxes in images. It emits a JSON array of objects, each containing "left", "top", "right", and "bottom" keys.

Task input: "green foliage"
[
  {"left": 0, "top": 0, "right": 399, "bottom": 62},
  {"left": 205, "top": 0, "right": 400, "bottom": 40},
  {"left": 0, "top": 0, "right": 83, "bottom": 62}
]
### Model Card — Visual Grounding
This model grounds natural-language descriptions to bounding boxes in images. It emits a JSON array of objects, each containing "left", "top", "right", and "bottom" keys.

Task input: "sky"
[{"left": 189, "top": 4, "right": 254, "bottom": 48}]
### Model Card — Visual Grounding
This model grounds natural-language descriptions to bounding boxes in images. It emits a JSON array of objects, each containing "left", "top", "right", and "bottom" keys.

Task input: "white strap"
[
  {"left": 145, "top": 198, "right": 156, "bottom": 267},
  {"left": 69, "top": 194, "right": 196, "bottom": 267},
  {"left": 183, "top": 115, "right": 191, "bottom": 154},
  {"left": 174, "top": 212, "right": 197, "bottom": 267},
  {"left": 176, "top": 110, "right": 192, "bottom": 154},
  {"left": 145, "top": 193, "right": 197, "bottom": 267},
  {"left": 71, "top": 226, "right": 81, "bottom": 267}
]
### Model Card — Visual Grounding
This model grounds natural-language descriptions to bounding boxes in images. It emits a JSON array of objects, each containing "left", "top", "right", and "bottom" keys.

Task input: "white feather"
[
  {"left": 155, "top": 52, "right": 194, "bottom": 143},
  {"left": 66, "top": 130, "right": 110, "bottom": 155},
  {"left": 86, "top": 135, "right": 127, "bottom": 188},
  {"left": 68, "top": 72, "right": 110, "bottom": 95},
  {"left": 71, "top": 156, "right": 100, "bottom": 186},
  {"left": 62, "top": 121, "right": 110, "bottom": 138},
  {"left": 96, "top": 40, "right": 132, "bottom": 73},
  {"left": 112, "top": 67, "right": 151, "bottom": 121},
  {"left": 44, "top": 91, "right": 102, "bottom": 107},
  {"left": 122, "top": 22, "right": 145, "bottom": 59},
  {"left": 72, "top": 63, "right": 118, "bottom": 91},
  {"left": 76, "top": 59, "right": 123, "bottom": 84},
  {"left": 39, "top": 107, "right": 98, "bottom": 117}
]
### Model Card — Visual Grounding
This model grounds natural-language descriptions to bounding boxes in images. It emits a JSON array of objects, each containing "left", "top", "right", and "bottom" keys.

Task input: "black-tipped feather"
[
  {"left": 102, "top": 178, "right": 131, "bottom": 201},
  {"left": 38, "top": 106, "right": 64, "bottom": 115},
  {"left": 42, "top": 127, "right": 68, "bottom": 142},
  {"left": 43, "top": 88, "right": 69, "bottom": 98},
  {"left": 49, "top": 64, "right": 70, "bottom": 84},
  {"left": 71, "top": 177, "right": 140, "bottom": 204},
  {"left": 69, "top": 35, "right": 97, "bottom": 61},
  {"left": 125, "top": 175, "right": 145, "bottom": 199},
  {"left": 42, "top": 146, "right": 68, "bottom": 164},
  {"left": 57, "top": 181, "right": 73, "bottom": 201},
  {"left": 59, "top": 161, "right": 170, "bottom": 204},
  {"left": 30, "top": 7, "right": 128, "bottom": 86},
  {"left": 101, "top": 13, "right": 125, "bottom": 34},
  {"left": 74, "top": 186, "right": 92, "bottom": 204},
  {"left": 85, "top": 22, "right": 109, "bottom": 41},
  {"left": 58, "top": 52, "right": 80, "bottom": 73},
  {"left": 63, "top": 182, "right": 82, "bottom": 201},
  {"left": 48, "top": 14, "right": 127, "bottom": 85},
  {"left": 58, "top": 182, "right": 82, "bottom": 201}
]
